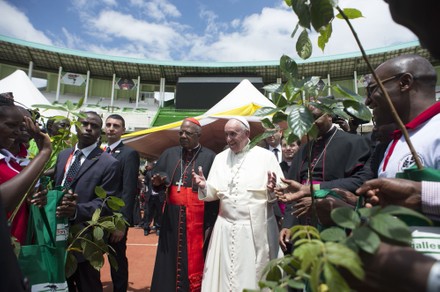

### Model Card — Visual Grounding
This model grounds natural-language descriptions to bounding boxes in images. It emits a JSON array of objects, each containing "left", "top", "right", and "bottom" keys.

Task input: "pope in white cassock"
[{"left": 193, "top": 117, "right": 284, "bottom": 292}]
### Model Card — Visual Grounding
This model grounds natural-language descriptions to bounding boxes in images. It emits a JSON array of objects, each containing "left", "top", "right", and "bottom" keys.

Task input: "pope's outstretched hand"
[{"left": 192, "top": 166, "right": 206, "bottom": 189}]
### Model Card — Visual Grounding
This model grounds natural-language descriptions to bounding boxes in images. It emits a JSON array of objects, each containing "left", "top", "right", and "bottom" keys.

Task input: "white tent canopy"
[
  {"left": 204, "top": 79, "right": 275, "bottom": 115},
  {"left": 124, "top": 79, "right": 276, "bottom": 159},
  {"left": 0, "top": 69, "right": 65, "bottom": 117}
]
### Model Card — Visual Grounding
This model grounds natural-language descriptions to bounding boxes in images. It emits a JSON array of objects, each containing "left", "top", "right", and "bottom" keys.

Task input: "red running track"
[{"left": 100, "top": 227, "right": 159, "bottom": 292}]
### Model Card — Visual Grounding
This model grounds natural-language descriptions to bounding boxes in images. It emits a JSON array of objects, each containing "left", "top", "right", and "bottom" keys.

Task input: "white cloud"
[
  {"left": 0, "top": 1, "right": 52, "bottom": 45},
  {"left": 187, "top": 6, "right": 296, "bottom": 61},
  {"left": 308, "top": 0, "right": 417, "bottom": 57},
  {"left": 130, "top": 0, "right": 180, "bottom": 21},
  {"left": 61, "top": 28, "right": 85, "bottom": 49},
  {"left": 186, "top": 0, "right": 417, "bottom": 62},
  {"left": 0, "top": 0, "right": 419, "bottom": 63},
  {"left": 87, "top": 10, "right": 185, "bottom": 59}
]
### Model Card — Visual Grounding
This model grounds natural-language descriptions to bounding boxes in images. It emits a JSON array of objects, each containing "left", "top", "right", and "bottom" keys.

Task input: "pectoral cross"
[{"left": 176, "top": 178, "right": 183, "bottom": 192}]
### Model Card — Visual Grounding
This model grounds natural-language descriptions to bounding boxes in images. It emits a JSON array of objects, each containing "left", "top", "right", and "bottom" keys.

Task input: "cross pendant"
[{"left": 176, "top": 178, "right": 183, "bottom": 192}]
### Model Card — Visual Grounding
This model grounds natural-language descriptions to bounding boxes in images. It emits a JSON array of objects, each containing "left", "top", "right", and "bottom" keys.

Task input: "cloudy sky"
[{"left": 0, "top": 0, "right": 418, "bottom": 63}]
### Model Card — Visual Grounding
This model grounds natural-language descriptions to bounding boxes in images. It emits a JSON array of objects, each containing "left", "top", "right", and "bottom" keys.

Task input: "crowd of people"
[{"left": 1, "top": 1, "right": 440, "bottom": 291}]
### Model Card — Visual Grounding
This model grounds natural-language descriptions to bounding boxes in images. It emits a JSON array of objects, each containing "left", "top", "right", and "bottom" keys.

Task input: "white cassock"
[{"left": 199, "top": 144, "right": 284, "bottom": 292}]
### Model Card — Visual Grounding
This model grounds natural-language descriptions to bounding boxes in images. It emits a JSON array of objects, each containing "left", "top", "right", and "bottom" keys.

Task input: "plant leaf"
[
  {"left": 380, "top": 205, "right": 432, "bottom": 226},
  {"left": 331, "top": 207, "right": 360, "bottom": 229},
  {"left": 107, "top": 196, "right": 125, "bottom": 211},
  {"left": 65, "top": 100, "right": 75, "bottom": 111},
  {"left": 93, "top": 226, "right": 104, "bottom": 241},
  {"left": 323, "top": 262, "right": 351, "bottom": 292},
  {"left": 65, "top": 252, "right": 78, "bottom": 278},
  {"left": 288, "top": 104, "right": 314, "bottom": 140},
  {"left": 266, "top": 265, "right": 283, "bottom": 282},
  {"left": 254, "top": 106, "right": 278, "bottom": 117},
  {"left": 325, "top": 242, "right": 364, "bottom": 280},
  {"left": 100, "top": 221, "right": 116, "bottom": 232},
  {"left": 88, "top": 251, "right": 104, "bottom": 271},
  {"left": 358, "top": 206, "right": 381, "bottom": 218},
  {"left": 293, "top": 242, "right": 322, "bottom": 271},
  {"left": 76, "top": 96, "right": 85, "bottom": 109},
  {"left": 320, "top": 227, "right": 347, "bottom": 242},
  {"left": 95, "top": 186, "right": 106, "bottom": 199},
  {"left": 92, "top": 208, "right": 101, "bottom": 222},
  {"left": 291, "top": 23, "right": 300, "bottom": 39},
  {"left": 343, "top": 100, "right": 372, "bottom": 122},
  {"left": 32, "top": 104, "right": 69, "bottom": 111},
  {"left": 351, "top": 225, "right": 380, "bottom": 254},
  {"left": 272, "top": 92, "right": 289, "bottom": 108},
  {"left": 336, "top": 8, "right": 363, "bottom": 20},
  {"left": 369, "top": 213, "right": 413, "bottom": 245},
  {"left": 318, "top": 23, "right": 332, "bottom": 51},
  {"left": 332, "top": 84, "right": 364, "bottom": 102},
  {"left": 296, "top": 29, "right": 313, "bottom": 59},
  {"left": 280, "top": 55, "right": 298, "bottom": 79},
  {"left": 292, "top": 0, "right": 311, "bottom": 29},
  {"left": 272, "top": 111, "right": 289, "bottom": 124},
  {"left": 310, "top": 0, "right": 334, "bottom": 32},
  {"left": 309, "top": 257, "right": 323, "bottom": 292},
  {"left": 263, "top": 83, "right": 284, "bottom": 93}
]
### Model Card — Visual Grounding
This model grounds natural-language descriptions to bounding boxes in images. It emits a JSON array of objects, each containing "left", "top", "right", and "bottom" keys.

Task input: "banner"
[
  {"left": 116, "top": 78, "right": 136, "bottom": 90},
  {"left": 61, "top": 72, "right": 85, "bottom": 86}
]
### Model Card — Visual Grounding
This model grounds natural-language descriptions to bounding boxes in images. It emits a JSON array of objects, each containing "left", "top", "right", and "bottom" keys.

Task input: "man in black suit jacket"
[
  {"left": 261, "top": 125, "right": 284, "bottom": 227},
  {"left": 54, "top": 111, "right": 121, "bottom": 292},
  {"left": 104, "top": 114, "right": 140, "bottom": 292}
]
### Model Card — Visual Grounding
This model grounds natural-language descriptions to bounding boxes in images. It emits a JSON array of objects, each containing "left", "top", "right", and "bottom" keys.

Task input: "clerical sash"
[{"left": 168, "top": 185, "right": 204, "bottom": 292}]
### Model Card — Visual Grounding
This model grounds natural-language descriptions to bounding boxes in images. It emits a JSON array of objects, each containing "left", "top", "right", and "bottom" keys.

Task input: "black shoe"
[{"left": 144, "top": 228, "right": 150, "bottom": 236}]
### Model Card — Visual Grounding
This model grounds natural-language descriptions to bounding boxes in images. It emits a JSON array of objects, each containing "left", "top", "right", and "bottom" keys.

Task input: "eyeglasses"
[
  {"left": 365, "top": 73, "right": 404, "bottom": 98},
  {"left": 179, "top": 130, "right": 197, "bottom": 136}
]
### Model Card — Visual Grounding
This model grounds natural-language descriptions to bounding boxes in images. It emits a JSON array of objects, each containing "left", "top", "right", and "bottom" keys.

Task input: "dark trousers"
[
  {"left": 145, "top": 195, "right": 163, "bottom": 230},
  {"left": 109, "top": 231, "right": 129, "bottom": 292},
  {"left": 67, "top": 260, "right": 102, "bottom": 292},
  {"left": 132, "top": 195, "right": 142, "bottom": 226}
]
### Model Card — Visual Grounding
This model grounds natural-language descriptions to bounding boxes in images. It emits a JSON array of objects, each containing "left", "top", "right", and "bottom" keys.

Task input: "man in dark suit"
[
  {"left": 261, "top": 124, "right": 284, "bottom": 227},
  {"left": 53, "top": 111, "right": 121, "bottom": 292},
  {"left": 142, "top": 160, "right": 166, "bottom": 236},
  {"left": 104, "top": 114, "right": 140, "bottom": 292}
]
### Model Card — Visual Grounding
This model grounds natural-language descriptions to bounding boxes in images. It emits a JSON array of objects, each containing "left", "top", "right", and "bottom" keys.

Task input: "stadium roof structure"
[{"left": 0, "top": 35, "right": 437, "bottom": 85}]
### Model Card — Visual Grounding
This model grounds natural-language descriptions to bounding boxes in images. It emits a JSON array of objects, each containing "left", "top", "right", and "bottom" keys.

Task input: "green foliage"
[
  {"left": 66, "top": 190, "right": 128, "bottom": 276},
  {"left": 255, "top": 2, "right": 428, "bottom": 292},
  {"left": 257, "top": 205, "right": 430, "bottom": 291},
  {"left": 257, "top": 53, "right": 372, "bottom": 142},
  {"left": 284, "top": 0, "right": 362, "bottom": 56},
  {"left": 331, "top": 207, "right": 360, "bottom": 229},
  {"left": 296, "top": 30, "right": 313, "bottom": 59}
]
